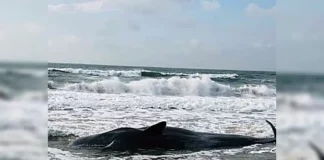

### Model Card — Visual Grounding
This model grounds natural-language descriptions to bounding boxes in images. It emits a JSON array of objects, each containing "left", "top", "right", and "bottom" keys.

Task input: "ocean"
[
  {"left": 48, "top": 63, "right": 276, "bottom": 160},
  {"left": 0, "top": 62, "right": 47, "bottom": 160},
  {"left": 2, "top": 62, "right": 323, "bottom": 160},
  {"left": 277, "top": 73, "right": 324, "bottom": 160}
]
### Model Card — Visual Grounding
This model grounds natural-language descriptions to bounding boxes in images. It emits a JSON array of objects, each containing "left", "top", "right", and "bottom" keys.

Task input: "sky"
[
  {"left": 0, "top": 0, "right": 47, "bottom": 62},
  {"left": 0, "top": 0, "right": 323, "bottom": 72},
  {"left": 46, "top": 0, "right": 276, "bottom": 71},
  {"left": 276, "top": 0, "right": 324, "bottom": 74}
]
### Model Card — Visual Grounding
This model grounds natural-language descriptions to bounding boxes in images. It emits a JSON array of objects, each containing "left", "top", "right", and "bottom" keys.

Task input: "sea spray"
[
  {"left": 49, "top": 68, "right": 240, "bottom": 79},
  {"left": 63, "top": 76, "right": 275, "bottom": 97}
]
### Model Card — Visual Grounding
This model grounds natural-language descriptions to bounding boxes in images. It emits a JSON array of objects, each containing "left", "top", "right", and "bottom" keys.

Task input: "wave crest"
[
  {"left": 49, "top": 68, "right": 239, "bottom": 80},
  {"left": 48, "top": 81, "right": 57, "bottom": 89},
  {"left": 48, "top": 129, "right": 78, "bottom": 141},
  {"left": 62, "top": 76, "right": 275, "bottom": 97},
  {"left": 1, "top": 85, "right": 47, "bottom": 102},
  {"left": 237, "top": 85, "right": 276, "bottom": 97},
  {"left": 189, "top": 73, "right": 239, "bottom": 79},
  {"left": 48, "top": 68, "right": 143, "bottom": 77}
]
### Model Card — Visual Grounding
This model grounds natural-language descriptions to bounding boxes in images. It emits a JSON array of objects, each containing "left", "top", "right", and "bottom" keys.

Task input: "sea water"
[{"left": 48, "top": 63, "right": 276, "bottom": 160}]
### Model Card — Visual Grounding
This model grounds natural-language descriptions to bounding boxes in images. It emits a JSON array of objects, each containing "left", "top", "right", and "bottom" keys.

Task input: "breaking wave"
[
  {"left": 62, "top": 76, "right": 275, "bottom": 97},
  {"left": 0, "top": 68, "right": 47, "bottom": 102},
  {"left": 141, "top": 71, "right": 239, "bottom": 80},
  {"left": 277, "top": 92, "right": 324, "bottom": 110},
  {"left": 48, "top": 68, "right": 239, "bottom": 79},
  {"left": 238, "top": 84, "right": 276, "bottom": 97},
  {"left": 48, "top": 68, "right": 143, "bottom": 77},
  {"left": 0, "top": 86, "right": 47, "bottom": 102},
  {"left": 48, "top": 129, "right": 79, "bottom": 142},
  {"left": 48, "top": 81, "right": 57, "bottom": 89},
  {"left": 189, "top": 73, "right": 239, "bottom": 79},
  {"left": 0, "top": 85, "right": 12, "bottom": 100},
  {"left": 0, "top": 68, "right": 47, "bottom": 78}
]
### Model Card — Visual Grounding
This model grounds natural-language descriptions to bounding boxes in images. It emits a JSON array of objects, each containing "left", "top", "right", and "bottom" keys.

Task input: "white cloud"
[
  {"left": 0, "top": 23, "right": 46, "bottom": 62},
  {"left": 48, "top": 34, "right": 83, "bottom": 50},
  {"left": 291, "top": 32, "right": 303, "bottom": 41},
  {"left": 46, "top": 0, "right": 275, "bottom": 71},
  {"left": 190, "top": 38, "right": 200, "bottom": 48},
  {"left": 48, "top": 0, "right": 178, "bottom": 14},
  {"left": 127, "top": 20, "right": 141, "bottom": 31},
  {"left": 48, "top": 4, "right": 69, "bottom": 13},
  {"left": 63, "top": 35, "right": 81, "bottom": 43},
  {"left": 48, "top": 39, "right": 53, "bottom": 48},
  {"left": 48, "top": 34, "right": 99, "bottom": 64},
  {"left": 48, "top": 1, "right": 107, "bottom": 13},
  {"left": 23, "top": 23, "right": 45, "bottom": 33},
  {"left": 201, "top": 0, "right": 220, "bottom": 11},
  {"left": 252, "top": 41, "right": 273, "bottom": 49},
  {"left": 245, "top": 3, "right": 275, "bottom": 17},
  {"left": 276, "top": 0, "right": 324, "bottom": 73},
  {"left": 74, "top": 0, "right": 106, "bottom": 13},
  {"left": 0, "top": 28, "right": 4, "bottom": 41}
]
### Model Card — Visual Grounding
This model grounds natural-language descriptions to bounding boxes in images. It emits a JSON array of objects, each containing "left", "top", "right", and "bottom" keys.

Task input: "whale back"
[
  {"left": 102, "top": 121, "right": 167, "bottom": 151},
  {"left": 143, "top": 121, "right": 166, "bottom": 135},
  {"left": 309, "top": 142, "right": 324, "bottom": 160},
  {"left": 69, "top": 120, "right": 276, "bottom": 152}
]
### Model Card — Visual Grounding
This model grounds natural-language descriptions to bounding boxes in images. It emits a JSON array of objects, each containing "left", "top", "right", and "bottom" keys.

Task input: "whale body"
[
  {"left": 68, "top": 120, "right": 276, "bottom": 152},
  {"left": 309, "top": 142, "right": 324, "bottom": 160}
]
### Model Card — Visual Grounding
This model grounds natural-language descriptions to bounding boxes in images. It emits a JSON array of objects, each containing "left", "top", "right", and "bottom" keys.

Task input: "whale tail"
[
  {"left": 255, "top": 120, "right": 276, "bottom": 144},
  {"left": 309, "top": 142, "right": 324, "bottom": 160}
]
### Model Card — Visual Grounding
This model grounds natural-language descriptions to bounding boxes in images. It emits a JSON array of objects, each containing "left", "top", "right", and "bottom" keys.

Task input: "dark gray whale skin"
[
  {"left": 309, "top": 142, "right": 324, "bottom": 160},
  {"left": 68, "top": 120, "right": 276, "bottom": 152}
]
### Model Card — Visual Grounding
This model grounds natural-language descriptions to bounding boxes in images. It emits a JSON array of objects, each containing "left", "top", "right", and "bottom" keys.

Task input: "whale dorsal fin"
[
  {"left": 309, "top": 142, "right": 324, "bottom": 160},
  {"left": 144, "top": 121, "right": 166, "bottom": 136}
]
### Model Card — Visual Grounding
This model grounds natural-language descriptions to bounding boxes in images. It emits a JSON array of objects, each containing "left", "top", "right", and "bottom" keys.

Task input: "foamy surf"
[
  {"left": 277, "top": 92, "right": 324, "bottom": 110},
  {"left": 48, "top": 63, "right": 276, "bottom": 159},
  {"left": 48, "top": 67, "right": 240, "bottom": 79},
  {"left": 0, "top": 100, "right": 47, "bottom": 160},
  {"left": 48, "top": 67, "right": 144, "bottom": 77},
  {"left": 277, "top": 73, "right": 324, "bottom": 160},
  {"left": 60, "top": 76, "right": 275, "bottom": 97},
  {"left": 48, "top": 89, "right": 275, "bottom": 159}
]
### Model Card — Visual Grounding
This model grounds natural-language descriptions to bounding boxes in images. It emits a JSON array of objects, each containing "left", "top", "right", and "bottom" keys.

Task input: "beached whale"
[
  {"left": 68, "top": 120, "right": 276, "bottom": 152},
  {"left": 309, "top": 142, "right": 324, "bottom": 160}
]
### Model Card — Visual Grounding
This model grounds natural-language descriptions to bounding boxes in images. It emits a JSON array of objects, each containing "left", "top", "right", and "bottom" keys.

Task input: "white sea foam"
[
  {"left": 48, "top": 67, "right": 239, "bottom": 79},
  {"left": 0, "top": 85, "right": 47, "bottom": 102},
  {"left": 156, "top": 72, "right": 239, "bottom": 79},
  {"left": 0, "top": 68, "right": 47, "bottom": 78},
  {"left": 48, "top": 80, "right": 56, "bottom": 89},
  {"left": 0, "top": 100, "right": 47, "bottom": 160},
  {"left": 277, "top": 110, "right": 324, "bottom": 160},
  {"left": 238, "top": 84, "right": 276, "bottom": 97},
  {"left": 61, "top": 76, "right": 275, "bottom": 97},
  {"left": 277, "top": 90, "right": 324, "bottom": 160},
  {"left": 0, "top": 85, "right": 12, "bottom": 99},
  {"left": 189, "top": 73, "right": 239, "bottom": 79},
  {"left": 48, "top": 147, "right": 93, "bottom": 160},
  {"left": 277, "top": 92, "right": 324, "bottom": 110},
  {"left": 48, "top": 67, "right": 144, "bottom": 77},
  {"left": 48, "top": 89, "right": 275, "bottom": 158},
  {"left": 48, "top": 67, "right": 275, "bottom": 159},
  {"left": 48, "top": 90, "right": 275, "bottom": 136},
  {"left": 15, "top": 91, "right": 47, "bottom": 102}
]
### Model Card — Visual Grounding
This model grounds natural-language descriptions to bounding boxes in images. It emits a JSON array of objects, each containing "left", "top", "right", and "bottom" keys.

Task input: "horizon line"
[{"left": 48, "top": 61, "right": 276, "bottom": 73}]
